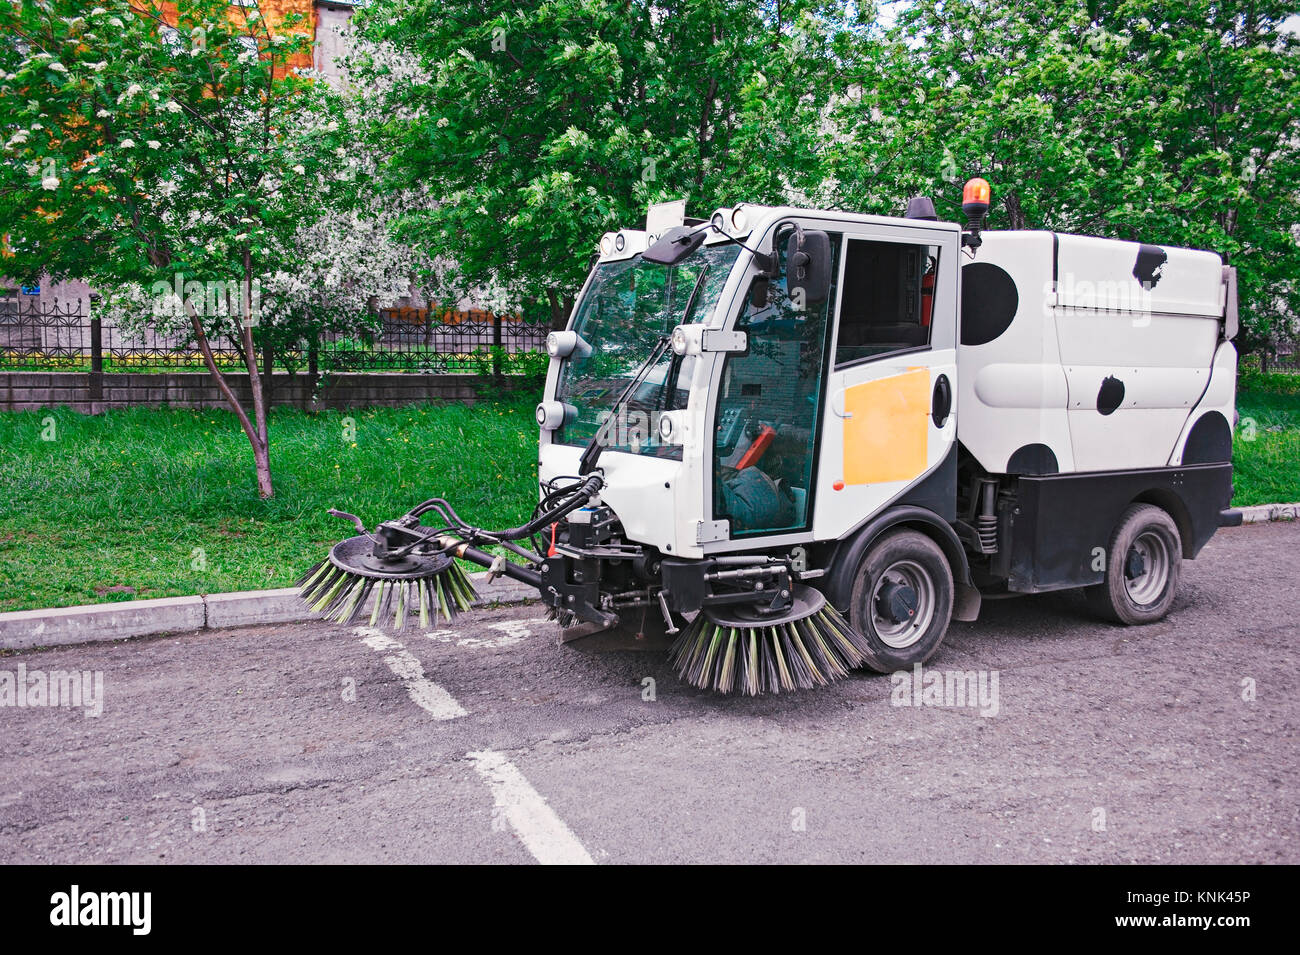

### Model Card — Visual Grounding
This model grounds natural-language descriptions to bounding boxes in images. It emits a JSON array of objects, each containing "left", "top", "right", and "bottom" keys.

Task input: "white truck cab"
[{"left": 534, "top": 186, "right": 1239, "bottom": 672}]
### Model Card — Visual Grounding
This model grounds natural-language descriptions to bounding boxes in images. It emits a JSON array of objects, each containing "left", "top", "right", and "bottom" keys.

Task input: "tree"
[
  {"left": 830, "top": 0, "right": 1300, "bottom": 354},
  {"left": 0, "top": 0, "right": 377, "bottom": 496},
  {"left": 353, "top": 0, "right": 865, "bottom": 328}
]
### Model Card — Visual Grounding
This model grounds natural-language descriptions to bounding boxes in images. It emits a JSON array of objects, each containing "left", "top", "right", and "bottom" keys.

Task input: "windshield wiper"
[
  {"left": 680, "top": 264, "right": 711, "bottom": 324},
  {"left": 659, "top": 265, "right": 712, "bottom": 414},
  {"left": 578, "top": 334, "right": 672, "bottom": 475}
]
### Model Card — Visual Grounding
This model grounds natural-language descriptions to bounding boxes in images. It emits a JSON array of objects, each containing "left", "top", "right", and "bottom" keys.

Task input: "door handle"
[
  {"left": 932, "top": 374, "right": 952, "bottom": 428},
  {"left": 830, "top": 388, "right": 852, "bottom": 419}
]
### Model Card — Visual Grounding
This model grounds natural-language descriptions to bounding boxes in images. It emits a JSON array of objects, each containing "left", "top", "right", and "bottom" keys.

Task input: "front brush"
[{"left": 667, "top": 587, "right": 872, "bottom": 695}]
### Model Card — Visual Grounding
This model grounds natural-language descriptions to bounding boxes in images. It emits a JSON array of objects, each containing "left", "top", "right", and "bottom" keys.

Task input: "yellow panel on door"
[{"left": 843, "top": 368, "right": 930, "bottom": 485}]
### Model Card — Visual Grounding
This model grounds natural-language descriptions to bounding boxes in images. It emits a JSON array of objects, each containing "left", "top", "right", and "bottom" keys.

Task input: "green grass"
[
  {"left": 1233, "top": 371, "right": 1300, "bottom": 506},
  {"left": 0, "top": 372, "right": 1295, "bottom": 613},
  {"left": 0, "top": 391, "right": 542, "bottom": 612}
]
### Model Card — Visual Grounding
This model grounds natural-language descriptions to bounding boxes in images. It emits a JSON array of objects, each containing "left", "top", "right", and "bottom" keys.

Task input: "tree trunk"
[
  {"left": 182, "top": 252, "right": 274, "bottom": 498},
  {"left": 1003, "top": 191, "right": 1028, "bottom": 230},
  {"left": 546, "top": 288, "right": 574, "bottom": 332},
  {"left": 241, "top": 251, "right": 273, "bottom": 498},
  {"left": 185, "top": 299, "right": 274, "bottom": 499},
  {"left": 261, "top": 333, "right": 274, "bottom": 407}
]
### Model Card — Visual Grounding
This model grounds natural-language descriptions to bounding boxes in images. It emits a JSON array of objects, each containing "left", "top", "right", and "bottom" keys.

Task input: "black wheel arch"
[
  {"left": 1129, "top": 488, "right": 1196, "bottom": 559},
  {"left": 818, "top": 505, "right": 980, "bottom": 621}
]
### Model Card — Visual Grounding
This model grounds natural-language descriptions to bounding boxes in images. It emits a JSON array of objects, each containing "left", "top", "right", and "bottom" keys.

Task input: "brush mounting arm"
[
  {"left": 434, "top": 535, "right": 544, "bottom": 590},
  {"left": 368, "top": 474, "right": 604, "bottom": 560},
  {"left": 327, "top": 509, "right": 370, "bottom": 536}
]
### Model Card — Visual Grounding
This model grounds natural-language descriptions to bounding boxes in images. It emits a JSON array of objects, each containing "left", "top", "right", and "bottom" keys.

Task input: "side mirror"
[
  {"left": 785, "top": 229, "right": 832, "bottom": 306},
  {"left": 643, "top": 226, "right": 706, "bottom": 265}
]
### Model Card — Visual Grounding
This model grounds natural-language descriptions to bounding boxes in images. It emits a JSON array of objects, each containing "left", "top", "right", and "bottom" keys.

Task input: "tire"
[
  {"left": 847, "top": 529, "right": 954, "bottom": 673},
  {"left": 1085, "top": 503, "right": 1182, "bottom": 625}
]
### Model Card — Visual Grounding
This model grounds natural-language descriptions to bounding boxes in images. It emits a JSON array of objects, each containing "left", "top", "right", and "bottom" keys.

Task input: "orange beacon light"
[
  {"left": 961, "top": 177, "right": 991, "bottom": 249},
  {"left": 962, "top": 177, "right": 991, "bottom": 220}
]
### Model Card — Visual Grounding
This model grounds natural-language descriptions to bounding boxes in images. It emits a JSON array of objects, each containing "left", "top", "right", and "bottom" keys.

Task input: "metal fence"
[
  {"left": 1257, "top": 351, "right": 1300, "bottom": 373},
  {"left": 0, "top": 296, "right": 550, "bottom": 374}
]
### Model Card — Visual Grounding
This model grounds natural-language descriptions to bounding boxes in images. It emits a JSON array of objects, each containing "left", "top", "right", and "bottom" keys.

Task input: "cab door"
[
  {"left": 705, "top": 223, "right": 841, "bottom": 546},
  {"left": 811, "top": 223, "right": 961, "bottom": 543}
]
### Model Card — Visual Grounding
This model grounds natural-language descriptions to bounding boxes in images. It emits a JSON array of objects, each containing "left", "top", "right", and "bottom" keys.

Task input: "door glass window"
[
  {"left": 712, "top": 234, "right": 841, "bottom": 536},
  {"left": 836, "top": 240, "right": 941, "bottom": 366}
]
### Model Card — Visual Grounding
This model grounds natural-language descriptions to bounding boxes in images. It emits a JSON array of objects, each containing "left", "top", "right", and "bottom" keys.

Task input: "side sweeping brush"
[
  {"left": 667, "top": 585, "right": 873, "bottom": 695},
  {"left": 298, "top": 531, "right": 478, "bottom": 631},
  {"left": 299, "top": 478, "right": 602, "bottom": 635}
]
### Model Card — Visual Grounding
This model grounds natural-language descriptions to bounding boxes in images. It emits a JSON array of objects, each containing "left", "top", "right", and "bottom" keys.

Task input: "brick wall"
[{"left": 0, "top": 372, "right": 496, "bottom": 414}]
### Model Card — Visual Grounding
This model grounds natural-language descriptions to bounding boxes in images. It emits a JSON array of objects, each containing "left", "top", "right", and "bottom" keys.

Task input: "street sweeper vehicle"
[{"left": 301, "top": 179, "right": 1241, "bottom": 696}]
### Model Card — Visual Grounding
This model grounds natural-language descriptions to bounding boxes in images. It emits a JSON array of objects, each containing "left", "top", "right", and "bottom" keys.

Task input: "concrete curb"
[
  {"left": 0, "top": 571, "right": 537, "bottom": 652},
  {"left": 1237, "top": 501, "right": 1299, "bottom": 524},
  {"left": 3, "top": 505, "right": 1296, "bottom": 652}
]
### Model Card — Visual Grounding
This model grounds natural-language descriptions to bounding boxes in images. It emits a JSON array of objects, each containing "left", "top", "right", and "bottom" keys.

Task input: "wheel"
[
  {"left": 848, "top": 529, "right": 954, "bottom": 673},
  {"left": 1085, "top": 503, "right": 1182, "bottom": 625}
]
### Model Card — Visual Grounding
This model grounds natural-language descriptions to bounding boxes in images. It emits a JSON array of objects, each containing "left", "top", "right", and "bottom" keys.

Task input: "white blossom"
[{"left": 41, "top": 175, "right": 60, "bottom": 190}]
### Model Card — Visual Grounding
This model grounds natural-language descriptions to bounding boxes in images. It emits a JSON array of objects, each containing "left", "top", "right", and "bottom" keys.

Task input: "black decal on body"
[
  {"left": 1182, "top": 411, "right": 1232, "bottom": 464},
  {"left": 960, "top": 262, "right": 1019, "bottom": 346},
  {"left": 1133, "top": 244, "right": 1167, "bottom": 290},
  {"left": 1097, "top": 376, "right": 1125, "bottom": 415},
  {"left": 1006, "top": 443, "right": 1059, "bottom": 475}
]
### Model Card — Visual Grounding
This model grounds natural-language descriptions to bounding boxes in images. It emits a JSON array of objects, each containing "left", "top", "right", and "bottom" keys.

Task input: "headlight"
[
  {"left": 657, "top": 412, "right": 676, "bottom": 442},
  {"left": 599, "top": 233, "right": 615, "bottom": 256},
  {"left": 710, "top": 211, "right": 726, "bottom": 233},
  {"left": 670, "top": 326, "right": 689, "bottom": 356},
  {"left": 657, "top": 410, "right": 686, "bottom": 445},
  {"left": 536, "top": 401, "right": 575, "bottom": 430},
  {"left": 670, "top": 324, "right": 704, "bottom": 356},
  {"left": 547, "top": 330, "right": 590, "bottom": 358},
  {"left": 614, "top": 232, "right": 626, "bottom": 252},
  {"left": 731, "top": 205, "right": 748, "bottom": 231}
]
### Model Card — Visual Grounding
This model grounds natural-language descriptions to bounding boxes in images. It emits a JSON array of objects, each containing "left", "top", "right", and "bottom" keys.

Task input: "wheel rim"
[
  {"left": 1123, "top": 530, "right": 1171, "bottom": 606},
  {"left": 870, "top": 559, "right": 936, "bottom": 649}
]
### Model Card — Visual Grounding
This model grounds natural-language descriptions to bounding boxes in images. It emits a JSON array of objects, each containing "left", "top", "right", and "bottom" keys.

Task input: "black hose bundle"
[{"left": 297, "top": 475, "right": 602, "bottom": 632}]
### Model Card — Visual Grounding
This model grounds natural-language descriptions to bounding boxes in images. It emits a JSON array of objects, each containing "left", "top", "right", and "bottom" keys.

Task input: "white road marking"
[
  {"left": 354, "top": 623, "right": 595, "bottom": 863},
  {"left": 425, "top": 618, "right": 541, "bottom": 650},
  {"left": 356, "top": 628, "right": 467, "bottom": 721},
  {"left": 468, "top": 749, "right": 595, "bottom": 866}
]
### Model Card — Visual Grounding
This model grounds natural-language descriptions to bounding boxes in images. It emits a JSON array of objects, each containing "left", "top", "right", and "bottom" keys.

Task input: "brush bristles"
[
  {"left": 667, "top": 604, "right": 872, "bottom": 696},
  {"left": 545, "top": 605, "right": 579, "bottom": 630},
  {"left": 296, "top": 559, "right": 478, "bottom": 631}
]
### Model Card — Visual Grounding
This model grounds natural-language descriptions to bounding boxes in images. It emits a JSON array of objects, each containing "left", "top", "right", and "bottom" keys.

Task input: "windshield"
[{"left": 555, "top": 242, "right": 742, "bottom": 458}]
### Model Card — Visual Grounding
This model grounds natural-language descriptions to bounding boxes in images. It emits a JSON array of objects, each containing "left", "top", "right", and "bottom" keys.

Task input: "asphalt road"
[{"left": 1, "top": 522, "right": 1296, "bottom": 864}]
